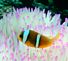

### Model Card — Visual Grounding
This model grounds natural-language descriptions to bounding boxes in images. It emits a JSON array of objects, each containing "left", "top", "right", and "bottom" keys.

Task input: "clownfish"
[{"left": 18, "top": 29, "right": 60, "bottom": 48}]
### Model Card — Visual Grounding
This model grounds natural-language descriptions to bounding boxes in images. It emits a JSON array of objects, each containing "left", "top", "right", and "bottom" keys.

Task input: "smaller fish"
[{"left": 18, "top": 30, "right": 60, "bottom": 48}]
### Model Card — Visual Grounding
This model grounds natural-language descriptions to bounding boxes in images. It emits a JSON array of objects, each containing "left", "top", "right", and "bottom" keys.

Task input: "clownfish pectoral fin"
[
  {"left": 36, "top": 34, "right": 41, "bottom": 48},
  {"left": 51, "top": 32, "right": 60, "bottom": 42},
  {"left": 23, "top": 29, "right": 30, "bottom": 43}
]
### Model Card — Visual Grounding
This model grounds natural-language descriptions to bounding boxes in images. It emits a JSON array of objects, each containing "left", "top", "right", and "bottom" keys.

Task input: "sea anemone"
[{"left": 0, "top": 7, "right": 68, "bottom": 61}]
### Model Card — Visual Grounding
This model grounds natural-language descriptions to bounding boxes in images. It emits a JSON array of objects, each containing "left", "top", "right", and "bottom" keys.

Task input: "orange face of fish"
[{"left": 18, "top": 30, "right": 60, "bottom": 48}]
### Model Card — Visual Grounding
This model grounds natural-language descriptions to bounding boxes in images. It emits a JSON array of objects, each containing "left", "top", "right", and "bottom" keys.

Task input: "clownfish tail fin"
[{"left": 51, "top": 33, "right": 60, "bottom": 42}]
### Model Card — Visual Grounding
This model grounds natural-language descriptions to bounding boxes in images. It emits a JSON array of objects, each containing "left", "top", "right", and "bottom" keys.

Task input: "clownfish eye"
[{"left": 18, "top": 30, "right": 55, "bottom": 48}]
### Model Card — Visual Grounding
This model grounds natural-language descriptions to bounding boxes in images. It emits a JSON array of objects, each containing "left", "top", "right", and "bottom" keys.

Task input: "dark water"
[{"left": 0, "top": 0, "right": 68, "bottom": 24}]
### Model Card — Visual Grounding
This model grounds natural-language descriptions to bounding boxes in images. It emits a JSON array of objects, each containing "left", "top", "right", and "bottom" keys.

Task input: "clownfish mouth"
[{"left": 18, "top": 30, "right": 60, "bottom": 48}]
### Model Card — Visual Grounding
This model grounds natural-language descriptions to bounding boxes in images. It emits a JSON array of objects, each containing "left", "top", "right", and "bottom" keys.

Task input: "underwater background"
[
  {"left": 0, "top": 0, "right": 68, "bottom": 61},
  {"left": 0, "top": 0, "right": 68, "bottom": 24}
]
